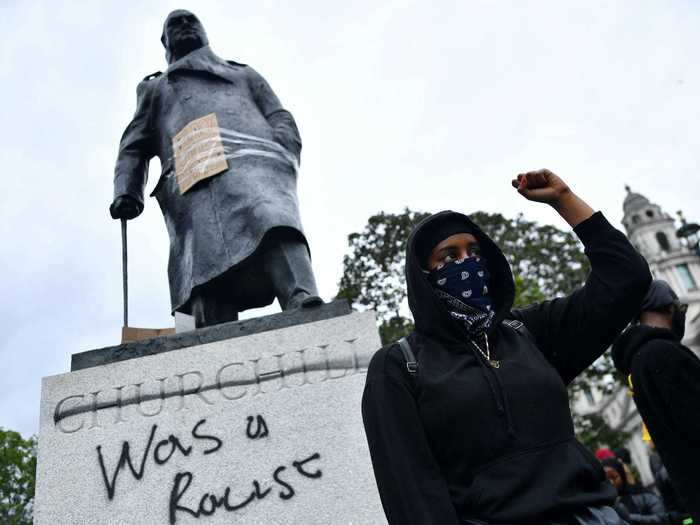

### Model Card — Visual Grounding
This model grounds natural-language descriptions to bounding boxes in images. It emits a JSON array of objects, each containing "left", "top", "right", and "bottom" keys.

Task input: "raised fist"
[{"left": 511, "top": 169, "right": 571, "bottom": 205}]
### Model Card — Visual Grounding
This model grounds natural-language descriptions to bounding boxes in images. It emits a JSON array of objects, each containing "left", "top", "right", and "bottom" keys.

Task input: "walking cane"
[
  {"left": 118, "top": 217, "right": 175, "bottom": 343},
  {"left": 121, "top": 218, "right": 128, "bottom": 328}
]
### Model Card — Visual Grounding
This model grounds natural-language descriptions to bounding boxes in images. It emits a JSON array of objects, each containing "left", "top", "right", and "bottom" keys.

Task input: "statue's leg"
[
  {"left": 263, "top": 238, "right": 321, "bottom": 310},
  {"left": 189, "top": 287, "right": 239, "bottom": 328}
]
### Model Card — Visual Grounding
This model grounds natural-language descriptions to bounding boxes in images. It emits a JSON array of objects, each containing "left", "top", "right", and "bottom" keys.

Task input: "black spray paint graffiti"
[
  {"left": 246, "top": 414, "right": 269, "bottom": 439},
  {"left": 96, "top": 419, "right": 222, "bottom": 500},
  {"left": 168, "top": 452, "right": 322, "bottom": 523},
  {"left": 96, "top": 415, "right": 322, "bottom": 523}
]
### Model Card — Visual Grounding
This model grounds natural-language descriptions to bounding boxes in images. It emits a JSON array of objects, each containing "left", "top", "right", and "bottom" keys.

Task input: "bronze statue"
[{"left": 110, "top": 10, "right": 321, "bottom": 328}]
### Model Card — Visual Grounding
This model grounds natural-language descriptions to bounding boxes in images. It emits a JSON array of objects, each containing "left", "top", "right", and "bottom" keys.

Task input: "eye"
[
  {"left": 468, "top": 244, "right": 481, "bottom": 257},
  {"left": 441, "top": 248, "right": 459, "bottom": 264}
]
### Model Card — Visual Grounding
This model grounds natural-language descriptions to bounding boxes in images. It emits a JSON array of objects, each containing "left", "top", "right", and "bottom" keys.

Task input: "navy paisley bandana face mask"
[{"left": 428, "top": 256, "right": 496, "bottom": 338}]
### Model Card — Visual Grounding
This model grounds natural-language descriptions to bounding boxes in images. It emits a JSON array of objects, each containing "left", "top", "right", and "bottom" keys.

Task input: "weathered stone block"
[{"left": 35, "top": 310, "right": 386, "bottom": 525}]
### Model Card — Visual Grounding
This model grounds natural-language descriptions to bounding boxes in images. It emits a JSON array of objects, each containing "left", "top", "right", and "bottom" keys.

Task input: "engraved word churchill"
[{"left": 53, "top": 338, "right": 366, "bottom": 434}]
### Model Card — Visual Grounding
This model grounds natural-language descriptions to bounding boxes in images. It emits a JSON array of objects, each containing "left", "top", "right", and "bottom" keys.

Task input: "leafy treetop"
[{"left": 0, "top": 428, "right": 37, "bottom": 525}]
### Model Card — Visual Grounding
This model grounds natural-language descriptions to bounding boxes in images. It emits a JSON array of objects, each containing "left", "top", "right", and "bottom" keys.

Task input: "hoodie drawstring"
[
  {"left": 475, "top": 352, "right": 503, "bottom": 412},
  {"left": 491, "top": 366, "right": 516, "bottom": 438},
  {"left": 471, "top": 334, "right": 516, "bottom": 438}
]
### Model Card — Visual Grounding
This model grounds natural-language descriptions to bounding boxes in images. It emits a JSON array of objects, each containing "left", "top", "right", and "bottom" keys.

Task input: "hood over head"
[
  {"left": 406, "top": 210, "right": 515, "bottom": 343},
  {"left": 612, "top": 324, "right": 681, "bottom": 375},
  {"left": 640, "top": 280, "right": 678, "bottom": 314},
  {"left": 637, "top": 279, "right": 687, "bottom": 340}
]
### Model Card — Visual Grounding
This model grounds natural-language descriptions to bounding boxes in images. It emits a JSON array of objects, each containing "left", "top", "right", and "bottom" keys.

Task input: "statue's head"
[{"left": 161, "top": 10, "right": 209, "bottom": 64}]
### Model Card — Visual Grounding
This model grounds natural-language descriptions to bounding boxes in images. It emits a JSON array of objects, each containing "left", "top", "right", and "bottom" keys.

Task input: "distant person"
[
  {"left": 602, "top": 458, "right": 668, "bottom": 525},
  {"left": 362, "top": 169, "right": 651, "bottom": 524},
  {"left": 614, "top": 447, "right": 640, "bottom": 489},
  {"left": 612, "top": 280, "right": 700, "bottom": 522}
]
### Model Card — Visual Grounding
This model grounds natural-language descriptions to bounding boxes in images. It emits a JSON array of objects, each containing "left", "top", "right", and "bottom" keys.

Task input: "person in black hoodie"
[
  {"left": 362, "top": 169, "right": 651, "bottom": 524},
  {"left": 612, "top": 280, "right": 699, "bottom": 523},
  {"left": 602, "top": 458, "right": 669, "bottom": 525}
]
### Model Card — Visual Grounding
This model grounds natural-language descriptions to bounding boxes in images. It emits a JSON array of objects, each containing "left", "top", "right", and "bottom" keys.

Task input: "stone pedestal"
[{"left": 35, "top": 302, "right": 387, "bottom": 524}]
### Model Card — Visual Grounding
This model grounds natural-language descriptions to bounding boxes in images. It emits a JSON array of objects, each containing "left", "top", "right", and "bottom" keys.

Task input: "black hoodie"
[
  {"left": 362, "top": 211, "right": 651, "bottom": 524},
  {"left": 612, "top": 325, "right": 700, "bottom": 522}
]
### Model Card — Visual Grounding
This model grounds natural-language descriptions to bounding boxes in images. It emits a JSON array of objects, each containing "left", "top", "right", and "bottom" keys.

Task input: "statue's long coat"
[{"left": 113, "top": 46, "right": 306, "bottom": 314}]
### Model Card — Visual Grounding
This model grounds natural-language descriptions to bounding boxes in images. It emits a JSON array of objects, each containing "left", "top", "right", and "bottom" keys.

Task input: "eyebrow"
[
  {"left": 435, "top": 246, "right": 458, "bottom": 256},
  {"left": 436, "top": 240, "right": 479, "bottom": 252}
]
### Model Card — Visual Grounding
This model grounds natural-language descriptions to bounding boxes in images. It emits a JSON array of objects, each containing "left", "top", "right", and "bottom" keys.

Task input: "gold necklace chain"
[{"left": 470, "top": 337, "right": 500, "bottom": 368}]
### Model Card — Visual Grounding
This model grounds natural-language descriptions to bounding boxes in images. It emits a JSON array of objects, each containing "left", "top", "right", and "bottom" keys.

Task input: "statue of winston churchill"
[{"left": 110, "top": 10, "right": 322, "bottom": 328}]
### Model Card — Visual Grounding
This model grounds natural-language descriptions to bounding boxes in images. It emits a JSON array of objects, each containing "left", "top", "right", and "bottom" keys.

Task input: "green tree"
[
  {"left": 574, "top": 412, "right": 632, "bottom": 452},
  {"left": 337, "top": 209, "right": 430, "bottom": 324},
  {"left": 337, "top": 208, "right": 627, "bottom": 447},
  {"left": 0, "top": 428, "right": 37, "bottom": 525}
]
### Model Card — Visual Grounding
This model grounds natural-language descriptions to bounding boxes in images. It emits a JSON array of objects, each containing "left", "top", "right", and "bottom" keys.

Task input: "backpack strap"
[
  {"left": 502, "top": 319, "right": 523, "bottom": 330},
  {"left": 398, "top": 337, "right": 418, "bottom": 375},
  {"left": 398, "top": 323, "right": 533, "bottom": 378},
  {"left": 502, "top": 319, "right": 537, "bottom": 346}
]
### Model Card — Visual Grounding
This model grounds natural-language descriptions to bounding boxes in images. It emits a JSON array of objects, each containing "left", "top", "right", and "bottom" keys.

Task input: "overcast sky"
[{"left": 1, "top": 1, "right": 698, "bottom": 437}]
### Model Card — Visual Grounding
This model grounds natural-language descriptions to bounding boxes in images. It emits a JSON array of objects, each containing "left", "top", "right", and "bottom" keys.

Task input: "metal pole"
[{"left": 121, "top": 218, "right": 128, "bottom": 327}]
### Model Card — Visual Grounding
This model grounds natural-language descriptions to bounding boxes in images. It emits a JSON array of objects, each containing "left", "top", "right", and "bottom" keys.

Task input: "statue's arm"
[
  {"left": 110, "top": 79, "right": 156, "bottom": 219},
  {"left": 247, "top": 67, "right": 302, "bottom": 162}
]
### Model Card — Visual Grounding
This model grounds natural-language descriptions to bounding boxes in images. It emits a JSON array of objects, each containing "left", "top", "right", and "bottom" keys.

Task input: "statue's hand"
[{"left": 110, "top": 195, "right": 141, "bottom": 220}]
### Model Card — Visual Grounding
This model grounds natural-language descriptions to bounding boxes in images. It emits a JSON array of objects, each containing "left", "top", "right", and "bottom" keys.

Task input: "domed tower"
[
  {"left": 622, "top": 186, "right": 682, "bottom": 259},
  {"left": 621, "top": 186, "right": 700, "bottom": 353}
]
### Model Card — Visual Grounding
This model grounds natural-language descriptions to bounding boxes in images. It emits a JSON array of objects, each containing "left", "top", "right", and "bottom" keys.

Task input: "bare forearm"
[
  {"left": 551, "top": 190, "right": 595, "bottom": 229},
  {"left": 511, "top": 169, "right": 594, "bottom": 229}
]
